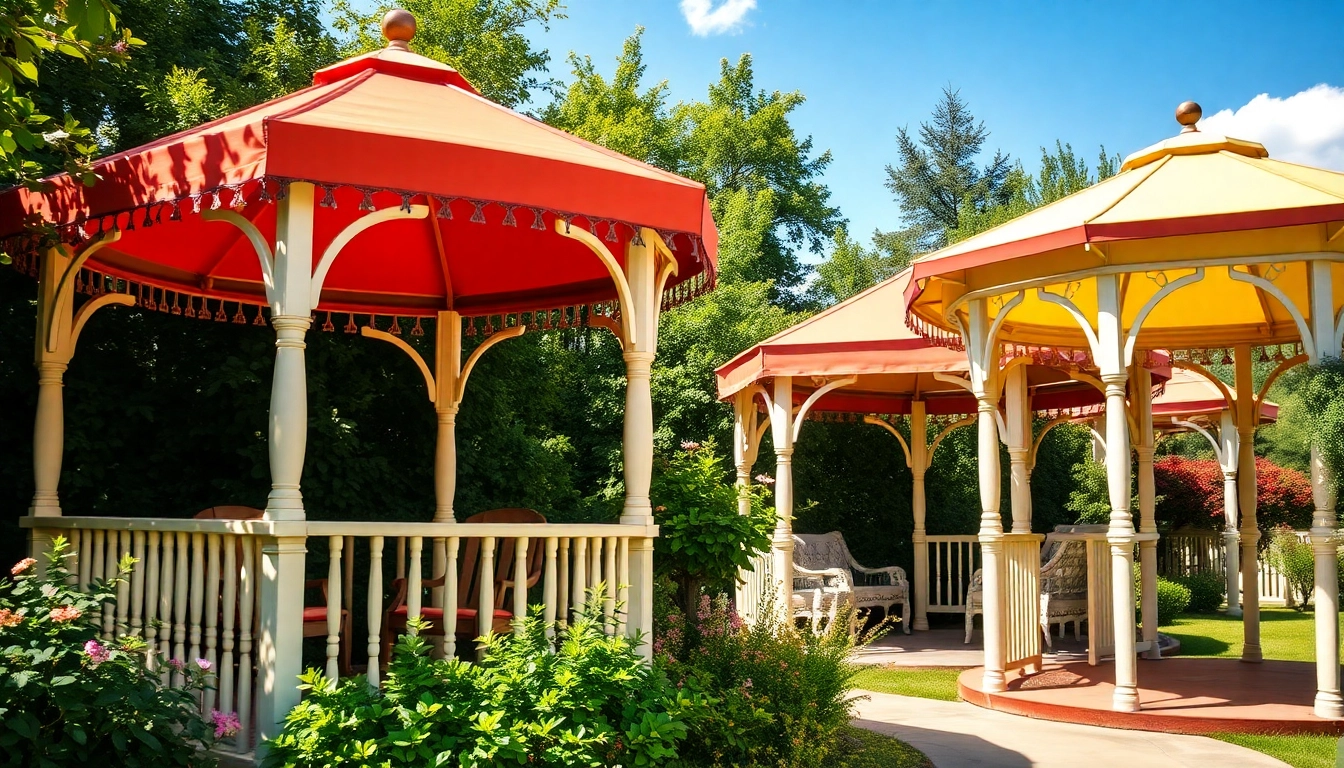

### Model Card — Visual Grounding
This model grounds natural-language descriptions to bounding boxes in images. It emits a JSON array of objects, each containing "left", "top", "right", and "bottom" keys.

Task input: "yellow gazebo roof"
[{"left": 906, "top": 105, "right": 1344, "bottom": 353}]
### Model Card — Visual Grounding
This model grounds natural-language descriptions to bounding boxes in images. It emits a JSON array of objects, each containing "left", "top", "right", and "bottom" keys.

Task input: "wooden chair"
[
  {"left": 194, "top": 506, "right": 352, "bottom": 674},
  {"left": 381, "top": 509, "right": 547, "bottom": 662}
]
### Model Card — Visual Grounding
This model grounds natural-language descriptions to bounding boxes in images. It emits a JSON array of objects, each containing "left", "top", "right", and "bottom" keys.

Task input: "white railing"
[
  {"left": 924, "top": 535, "right": 981, "bottom": 614},
  {"left": 1157, "top": 528, "right": 1312, "bottom": 606},
  {"left": 735, "top": 551, "right": 774, "bottom": 626},
  {"left": 1002, "top": 534, "right": 1043, "bottom": 671},
  {"left": 26, "top": 517, "right": 656, "bottom": 759}
]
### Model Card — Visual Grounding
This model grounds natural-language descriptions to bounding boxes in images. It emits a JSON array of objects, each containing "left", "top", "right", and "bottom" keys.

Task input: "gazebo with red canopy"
[{"left": 6, "top": 10, "right": 715, "bottom": 757}]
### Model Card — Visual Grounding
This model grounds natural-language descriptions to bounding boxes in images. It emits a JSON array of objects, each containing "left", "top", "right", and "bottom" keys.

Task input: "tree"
[
  {"left": 0, "top": 0, "right": 137, "bottom": 195},
  {"left": 883, "top": 86, "right": 1011, "bottom": 252},
  {"left": 677, "top": 54, "right": 841, "bottom": 298},
  {"left": 334, "top": 0, "right": 563, "bottom": 109},
  {"left": 539, "top": 28, "right": 682, "bottom": 171},
  {"left": 806, "top": 225, "right": 907, "bottom": 307},
  {"left": 946, "top": 141, "right": 1121, "bottom": 244}
]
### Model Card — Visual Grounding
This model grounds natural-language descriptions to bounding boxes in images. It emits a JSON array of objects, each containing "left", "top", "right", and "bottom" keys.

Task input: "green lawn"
[
  {"left": 1212, "top": 733, "right": 1339, "bottom": 768},
  {"left": 852, "top": 665, "right": 964, "bottom": 701},
  {"left": 1163, "top": 606, "right": 1343, "bottom": 661},
  {"left": 829, "top": 725, "right": 933, "bottom": 768}
]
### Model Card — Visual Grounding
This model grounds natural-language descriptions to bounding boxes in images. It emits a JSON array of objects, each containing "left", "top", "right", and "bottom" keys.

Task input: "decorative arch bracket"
[
  {"left": 1229, "top": 266, "right": 1316, "bottom": 361},
  {"left": 863, "top": 415, "right": 913, "bottom": 469},
  {"left": 1122, "top": 268, "right": 1205, "bottom": 367},
  {"left": 792, "top": 376, "right": 856, "bottom": 442}
]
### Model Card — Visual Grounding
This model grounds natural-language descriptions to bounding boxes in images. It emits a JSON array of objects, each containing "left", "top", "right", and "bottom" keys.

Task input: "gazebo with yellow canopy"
[{"left": 906, "top": 101, "right": 1344, "bottom": 717}]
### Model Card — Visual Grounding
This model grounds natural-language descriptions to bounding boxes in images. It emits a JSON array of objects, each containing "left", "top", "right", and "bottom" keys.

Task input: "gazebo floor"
[{"left": 958, "top": 658, "right": 1344, "bottom": 735}]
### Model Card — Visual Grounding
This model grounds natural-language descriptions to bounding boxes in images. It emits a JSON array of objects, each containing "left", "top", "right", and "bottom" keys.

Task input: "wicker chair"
[
  {"left": 793, "top": 532, "right": 910, "bottom": 634},
  {"left": 963, "top": 525, "right": 1096, "bottom": 646}
]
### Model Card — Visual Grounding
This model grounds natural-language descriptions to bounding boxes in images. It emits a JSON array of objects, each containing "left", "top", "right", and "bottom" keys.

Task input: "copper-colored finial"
[
  {"left": 381, "top": 9, "right": 416, "bottom": 49},
  {"left": 1175, "top": 101, "right": 1202, "bottom": 133}
]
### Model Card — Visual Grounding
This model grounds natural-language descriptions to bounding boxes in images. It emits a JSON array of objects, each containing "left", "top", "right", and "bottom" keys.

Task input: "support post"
[
  {"left": 1235, "top": 348, "right": 1259, "bottom": 659},
  {"left": 1098, "top": 274, "right": 1139, "bottom": 712},
  {"left": 1005, "top": 364, "right": 1032, "bottom": 534},
  {"left": 432, "top": 311, "right": 463, "bottom": 612},
  {"left": 966, "top": 298, "right": 1006, "bottom": 692},
  {"left": 1132, "top": 365, "right": 1160, "bottom": 657},
  {"left": 911, "top": 400, "right": 930, "bottom": 631},
  {"left": 620, "top": 229, "right": 664, "bottom": 657},
  {"left": 1308, "top": 260, "right": 1341, "bottom": 717},
  {"left": 769, "top": 376, "right": 796, "bottom": 621},
  {"left": 1219, "top": 409, "right": 1242, "bottom": 617},
  {"left": 255, "top": 182, "right": 315, "bottom": 753}
]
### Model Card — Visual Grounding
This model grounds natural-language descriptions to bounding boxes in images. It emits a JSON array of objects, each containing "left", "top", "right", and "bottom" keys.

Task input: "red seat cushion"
[
  {"left": 301, "top": 606, "right": 346, "bottom": 622},
  {"left": 456, "top": 608, "right": 513, "bottom": 621}
]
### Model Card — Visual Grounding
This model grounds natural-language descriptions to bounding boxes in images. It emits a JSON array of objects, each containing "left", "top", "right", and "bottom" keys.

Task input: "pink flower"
[
  {"left": 754, "top": 473, "right": 775, "bottom": 485},
  {"left": 195, "top": 658, "right": 212, "bottom": 671},
  {"left": 49, "top": 606, "right": 80, "bottom": 622},
  {"left": 680, "top": 440, "right": 701, "bottom": 452},
  {"left": 84, "top": 640, "right": 110, "bottom": 664},
  {"left": 211, "top": 710, "right": 242, "bottom": 739},
  {"left": 0, "top": 609, "right": 22, "bottom": 628},
  {"left": 112, "top": 40, "right": 128, "bottom": 53},
  {"left": 11, "top": 558, "right": 36, "bottom": 576},
  {"left": 168, "top": 659, "right": 185, "bottom": 672}
]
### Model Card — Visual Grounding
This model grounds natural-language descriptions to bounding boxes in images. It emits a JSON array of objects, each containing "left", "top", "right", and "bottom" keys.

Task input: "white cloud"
[
  {"left": 680, "top": 0, "right": 757, "bottom": 36},
  {"left": 1199, "top": 84, "right": 1344, "bottom": 171}
]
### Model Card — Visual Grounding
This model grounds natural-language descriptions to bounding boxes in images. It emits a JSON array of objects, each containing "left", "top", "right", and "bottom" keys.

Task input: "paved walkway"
[{"left": 852, "top": 691, "right": 1292, "bottom": 768}]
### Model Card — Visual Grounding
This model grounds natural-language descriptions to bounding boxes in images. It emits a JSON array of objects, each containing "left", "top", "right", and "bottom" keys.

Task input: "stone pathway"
[{"left": 853, "top": 691, "right": 1292, "bottom": 768}]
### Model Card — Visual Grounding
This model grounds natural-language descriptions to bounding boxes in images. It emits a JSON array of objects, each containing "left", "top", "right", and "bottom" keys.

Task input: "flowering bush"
[
  {"left": 1152, "top": 456, "right": 1313, "bottom": 537},
  {"left": 266, "top": 592, "right": 700, "bottom": 767},
  {"left": 657, "top": 594, "right": 861, "bottom": 768},
  {"left": 651, "top": 440, "right": 775, "bottom": 611},
  {"left": 0, "top": 537, "right": 221, "bottom": 768}
]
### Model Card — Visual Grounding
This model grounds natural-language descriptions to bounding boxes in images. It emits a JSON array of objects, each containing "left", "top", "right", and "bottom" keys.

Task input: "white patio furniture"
[{"left": 794, "top": 531, "right": 911, "bottom": 634}]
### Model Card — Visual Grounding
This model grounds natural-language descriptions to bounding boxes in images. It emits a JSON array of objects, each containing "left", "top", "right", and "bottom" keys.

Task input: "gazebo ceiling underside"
[
  {"left": 717, "top": 269, "right": 1168, "bottom": 416},
  {"left": 905, "top": 140, "right": 1344, "bottom": 353},
  {"left": 0, "top": 51, "right": 718, "bottom": 318}
]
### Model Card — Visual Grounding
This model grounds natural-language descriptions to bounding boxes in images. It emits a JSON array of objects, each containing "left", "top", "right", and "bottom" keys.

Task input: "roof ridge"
[{"left": 1222, "top": 151, "right": 1344, "bottom": 203}]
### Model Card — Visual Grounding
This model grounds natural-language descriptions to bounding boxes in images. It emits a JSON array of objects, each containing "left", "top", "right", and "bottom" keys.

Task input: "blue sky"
[{"left": 528, "top": 1, "right": 1344, "bottom": 257}]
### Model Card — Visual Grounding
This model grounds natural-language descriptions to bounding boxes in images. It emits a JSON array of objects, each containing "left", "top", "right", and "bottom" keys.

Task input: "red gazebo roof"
[
  {"left": 0, "top": 17, "right": 717, "bottom": 320},
  {"left": 717, "top": 269, "right": 1170, "bottom": 416}
]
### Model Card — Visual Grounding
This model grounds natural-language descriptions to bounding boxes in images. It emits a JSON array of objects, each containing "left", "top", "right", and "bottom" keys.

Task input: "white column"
[
  {"left": 910, "top": 400, "right": 930, "bottom": 631},
  {"left": 255, "top": 182, "right": 315, "bottom": 754},
  {"left": 1308, "top": 261, "right": 1341, "bottom": 717},
  {"left": 1219, "top": 410, "right": 1242, "bottom": 617},
  {"left": 1098, "top": 274, "right": 1139, "bottom": 712},
  {"left": 733, "top": 391, "right": 757, "bottom": 517},
  {"left": 1005, "top": 364, "right": 1032, "bottom": 534},
  {"left": 769, "top": 376, "right": 796, "bottom": 619},
  {"left": 1131, "top": 365, "right": 1159, "bottom": 657},
  {"left": 966, "top": 298, "right": 1006, "bottom": 692},
  {"left": 620, "top": 230, "right": 663, "bottom": 657}
]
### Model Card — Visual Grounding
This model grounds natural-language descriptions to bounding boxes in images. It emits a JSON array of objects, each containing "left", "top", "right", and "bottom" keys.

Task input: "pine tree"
[{"left": 882, "top": 86, "right": 1011, "bottom": 251}]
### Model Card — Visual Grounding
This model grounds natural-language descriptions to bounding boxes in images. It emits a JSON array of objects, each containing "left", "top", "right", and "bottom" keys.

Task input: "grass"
[
  {"left": 851, "top": 665, "right": 964, "bottom": 701},
  {"left": 1211, "top": 732, "right": 1339, "bottom": 768},
  {"left": 1163, "top": 606, "right": 1344, "bottom": 661},
  {"left": 828, "top": 725, "right": 933, "bottom": 768}
]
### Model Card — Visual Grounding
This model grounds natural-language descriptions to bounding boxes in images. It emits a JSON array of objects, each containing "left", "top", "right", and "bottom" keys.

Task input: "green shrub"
[
  {"left": 0, "top": 537, "right": 222, "bottom": 768},
  {"left": 265, "top": 592, "right": 699, "bottom": 767},
  {"left": 657, "top": 594, "right": 863, "bottom": 768},
  {"left": 650, "top": 440, "right": 774, "bottom": 611},
  {"left": 1155, "top": 578, "right": 1192, "bottom": 626},
  {"left": 1176, "top": 570, "right": 1226, "bottom": 613},
  {"left": 1266, "top": 525, "right": 1316, "bottom": 607}
]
